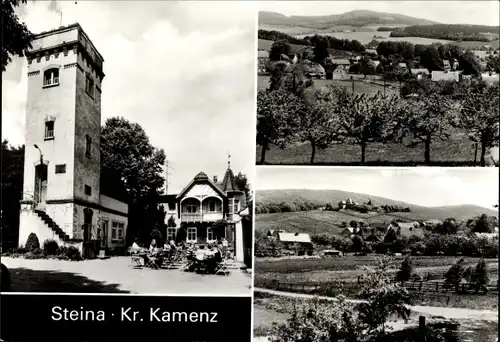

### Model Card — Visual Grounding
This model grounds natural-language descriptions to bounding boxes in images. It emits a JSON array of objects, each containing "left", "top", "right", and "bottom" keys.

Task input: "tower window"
[
  {"left": 45, "top": 121, "right": 54, "bottom": 139},
  {"left": 84, "top": 185, "right": 92, "bottom": 196},
  {"left": 43, "top": 68, "right": 59, "bottom": 87},
  {"left": 55, "top": 164, "right": 66, "bottom": 174},
  {"left": 85, "top": 135, "right": 92, "bottom": 158},
  {"left": 85, "top": 73, "right": 94, "bottom": 98}
]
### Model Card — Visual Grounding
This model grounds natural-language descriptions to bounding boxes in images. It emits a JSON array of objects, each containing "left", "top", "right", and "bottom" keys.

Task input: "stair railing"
[{"left": 21, "top": 191, "right": 43, "bottom": 210}]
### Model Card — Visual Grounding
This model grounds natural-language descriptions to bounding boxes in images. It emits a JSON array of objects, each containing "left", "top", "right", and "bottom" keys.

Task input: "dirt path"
[{"left": 255, "top": 288, "right": 499, "bottom": 321}]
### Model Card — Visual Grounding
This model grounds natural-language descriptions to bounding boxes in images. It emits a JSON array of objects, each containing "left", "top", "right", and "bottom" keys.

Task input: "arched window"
[{"left": 43, "top": 68, "right": 59, "bottom": 86}]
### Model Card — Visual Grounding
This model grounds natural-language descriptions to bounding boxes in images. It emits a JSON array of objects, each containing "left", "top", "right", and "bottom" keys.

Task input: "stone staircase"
[{"left": 34, "top": 209, "right": 70, "bottom": 242}]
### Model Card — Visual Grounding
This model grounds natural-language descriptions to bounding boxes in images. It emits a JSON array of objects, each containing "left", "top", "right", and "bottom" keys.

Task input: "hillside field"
[{"left": 258, "top": 75, "right": 400, "bottom": 96}]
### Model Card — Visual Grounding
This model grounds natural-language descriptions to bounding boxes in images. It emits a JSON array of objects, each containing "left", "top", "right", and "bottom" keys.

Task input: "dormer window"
[{"left": 43, "top": 68, "right": 59, "bottom": 87}]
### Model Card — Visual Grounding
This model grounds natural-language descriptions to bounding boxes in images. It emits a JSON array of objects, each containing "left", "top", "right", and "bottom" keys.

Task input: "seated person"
[
  {"left": 168, "top": 240, "right": 177, "bottom": 257},
  {"left": 131, "top": 238, "right": 141, "bottom": 253},
  {"left": 163, "top": 242, "right": 171, "bottom": 252},
  {"left": 186, "top": 243, "right": 195, "bottom": 260},
  {"left": 149, "top": 239, "right": 157, "bottom": 254},
  {"left": 195, "top": 245, "right": 207, "bottom": 261},
  {"left": 206, "top": 245, "right": 222, "bottom": 273}
]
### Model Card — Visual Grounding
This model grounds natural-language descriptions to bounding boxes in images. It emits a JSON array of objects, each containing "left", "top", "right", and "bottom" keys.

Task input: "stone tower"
[{"left": 19, "top": 23, "right": 104, "bottom": 248}]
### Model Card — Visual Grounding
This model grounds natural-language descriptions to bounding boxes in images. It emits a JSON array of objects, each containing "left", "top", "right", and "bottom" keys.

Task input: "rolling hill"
[
  {"left": 259, "top": 10, "right": 440, "bottom": 30},
  {"left": 256, "top": 189, "right": 498, "bottom": 222}
]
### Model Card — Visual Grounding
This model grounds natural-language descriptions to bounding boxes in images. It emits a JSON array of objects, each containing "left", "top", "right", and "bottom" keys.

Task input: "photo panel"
[
  {"left": 256, "top": 1, "right": 499, "bottom": 167},
  {"left": 1, "top": 1, "right": 257, "bottom": 341}
]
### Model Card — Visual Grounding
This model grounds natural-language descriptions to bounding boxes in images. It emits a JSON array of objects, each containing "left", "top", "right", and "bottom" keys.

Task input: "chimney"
[
  {"left": 213, "top": 176, "right": 218, "bottom": 183},
  {"left": 295, "top": 232, "right": 299, "bottom": 236}
]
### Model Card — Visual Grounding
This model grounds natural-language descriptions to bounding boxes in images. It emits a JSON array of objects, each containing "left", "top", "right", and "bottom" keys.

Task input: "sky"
[
  {"left": 259, "top": 1, "right": 500, "bottom": 26},
  {"left": 256, "top": 167, "right": 499, "bottom": 209},
  {"left": 2, "top": 1, "right": 257, "bottom": 194}
]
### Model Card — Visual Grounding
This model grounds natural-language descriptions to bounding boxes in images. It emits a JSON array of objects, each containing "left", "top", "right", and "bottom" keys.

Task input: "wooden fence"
[{"left": 268, "top": 279, "right": 498, "bottom": 298}]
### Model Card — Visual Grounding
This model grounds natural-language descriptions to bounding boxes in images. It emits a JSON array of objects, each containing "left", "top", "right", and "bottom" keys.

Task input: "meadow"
[
  {"left": 255, "top": 130, "right": 477, "bottom": 166},
  {"left": 254, "top": 207, "right": 492, "bottom": 236}
]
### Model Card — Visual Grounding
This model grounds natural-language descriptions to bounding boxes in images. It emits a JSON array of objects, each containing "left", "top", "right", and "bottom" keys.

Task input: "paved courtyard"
[{"left": 1, "top": 256, "right": 252, "bottom": 295}]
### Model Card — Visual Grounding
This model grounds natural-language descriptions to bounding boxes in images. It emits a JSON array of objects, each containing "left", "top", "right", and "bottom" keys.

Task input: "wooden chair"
[
  {"left": 215, "top": 255, "right": 230, "bottom": 276},
  {"left": 128, "top": 247, "right": 143, "bottom": 268},
  {"left": 145, "top": 255, "right": 160, "bottom": 270}
]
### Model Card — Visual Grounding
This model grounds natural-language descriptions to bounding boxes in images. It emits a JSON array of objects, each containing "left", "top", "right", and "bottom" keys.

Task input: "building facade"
[
  {"left": 18, "top": 24, "right": 128, "bottom": 258},
  {"left": 158, "top": 167, "right": 250, "bottom": 262}
]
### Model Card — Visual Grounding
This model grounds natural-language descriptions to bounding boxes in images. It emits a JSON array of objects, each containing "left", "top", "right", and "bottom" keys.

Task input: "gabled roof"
[
  {"left": 176, "top": 171, "right": 227, "bottom": 199},
  {"left": 330, "top": 59, "right": 351, "bottom": 65},
  {"left": 258, "top": 50, "right": 269, "bottom": 58},
  {"left": 398, "top": 63, "right": 408, "bottom": 68},
  {"left": 278, "top": 232, "right": 312, "bottom": 244},
  {"left": 387, "top": 221, "right": 424, "bottom": 238},
  {"left": 410, "top": 68, "right": 430, "bottom": 75},
  {"left": 443, "top": 60, "right": 451, "bottom": 67}
]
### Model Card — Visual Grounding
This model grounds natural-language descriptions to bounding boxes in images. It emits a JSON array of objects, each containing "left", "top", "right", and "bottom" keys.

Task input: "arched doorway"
[{"left": 34, "top": 164, "right": 48, "bottom": 210}]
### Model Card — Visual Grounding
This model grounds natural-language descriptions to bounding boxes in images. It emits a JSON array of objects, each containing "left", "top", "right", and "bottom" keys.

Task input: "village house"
[
  {"left": 257, "top": 50, "right": 269, "bottom": 74},
  {"left": 18, "top": 24, "right": 129, "bottom": 259},
  {"left": 443, "top": 60, "right": 451, "bottom": 71},
  {"left": 267, "top": 229, "right": 285, "bottom": 239},
  {"left": 481, "top": 71, "right": 500, "bottom": 84},
  {"left": 431, "top": 70, "right": 461, "bottom": 82},
  {"left": 157, "top": 166, "right": 251, "bottom": 264},
  {"left": 276, "top": 232, "right": 314, "bottom": 256},
  {"left": 340, "top": 226, "right": 361, "bottom": 239},
  {"left": 410, "top": 68, "right": 430, "bottom": 80},
  {"left": 383, "top": 221, "right": 423, "bottom": 242},
  {"left": 326, "top": 58, "right": 351, "bottom": 79}
]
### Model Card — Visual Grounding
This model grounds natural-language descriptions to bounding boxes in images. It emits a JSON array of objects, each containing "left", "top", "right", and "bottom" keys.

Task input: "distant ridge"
[
  {"left": 256, "top": 189, "right": 497, "bottom": 221},
  {"left": 259, "top": 9, "right": 440, "bottom": 28}
]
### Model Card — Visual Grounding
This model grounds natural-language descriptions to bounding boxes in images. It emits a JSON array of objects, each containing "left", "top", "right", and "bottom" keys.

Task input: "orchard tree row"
[{"left": 257, "top": 63, "right": 499, "bottom": 165}]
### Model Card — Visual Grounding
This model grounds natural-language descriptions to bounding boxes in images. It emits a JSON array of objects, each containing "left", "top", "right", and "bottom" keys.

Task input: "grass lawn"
[
  {"left": 256, "top": 131, "right": 478, "bottom": 166},
  {"left": 255, "top": 255, "right": 499, "bottom": 274}
]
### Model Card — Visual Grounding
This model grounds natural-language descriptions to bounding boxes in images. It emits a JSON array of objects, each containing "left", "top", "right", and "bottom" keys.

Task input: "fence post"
[
  {"left": 419, "top": 281, "right": 423, "bottom": 291},
  {"left": 418, "top": 316, "right": 426, "bottom": 342},
  {"left": 436, "top": 282, "right": 439, "bottom": 292}
]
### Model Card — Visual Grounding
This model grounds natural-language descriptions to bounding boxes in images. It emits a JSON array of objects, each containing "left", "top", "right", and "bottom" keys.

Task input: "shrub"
[
  {"left": 471, "top": 258, "right": 489, "bottom": 292},
  {"left": 396, "top": 255, "right": 413, "bottom": 282},
  {"left": 25, "top": 233, "right": 40, "bottom": 251},
  {"left": 65, "top": 246, "right": 82, "bottom": 261},
  {"left": 43, "top": 239, "right": 59, "bottom": 255}
]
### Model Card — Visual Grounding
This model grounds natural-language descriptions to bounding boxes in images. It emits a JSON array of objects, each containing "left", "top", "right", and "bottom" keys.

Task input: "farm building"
[
  {"left": 267, "top": 229, "right": 284, "bottom": 239},
  {"left": 423, "top": 219, "right": 442, "bottom": 229},
  {"left": 431, "top": 70, "right": 461, "bottom": 82},
  {"left": 258, "top": 50, "right": 269, "bottom": 74},
  {"left": 481, "top": 71, "right": 499, "bottom": 84},
  {"left": 410, "top": 68, "right": 430, "bottom": 80},
  {"left": 384, "top": 221, "right": 423, "bottom": 242},
  {"left": 443, "top": 60, "right": 451, "bottom": 71},
  {"left": 365, "top": 49, "right": 378, "bottom": 55},
  {"left": 398, "top": 62, "right": 408, "bottom": 70},
  {"left": 364, "top": 230, "right": 382, "bottom": 243},
  {"left": 340, "top": 226, "right": 362, "bottom": 239},
  {"left": 326, "top": 58, "right": 351, "bottom": 80},
  {"left": 277, "top": 232, "right": 314, "bottom": 256},
  {"left": 323, "top": 249, "right": 343, "bottom": 257}
]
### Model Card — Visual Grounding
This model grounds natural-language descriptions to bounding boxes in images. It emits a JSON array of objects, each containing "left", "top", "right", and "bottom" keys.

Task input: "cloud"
[{"left": 2, "top": 1, "right": 257, "bottom": 193}]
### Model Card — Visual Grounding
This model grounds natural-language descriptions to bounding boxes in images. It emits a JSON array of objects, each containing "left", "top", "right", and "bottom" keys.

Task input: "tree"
[
  {"left": 294, "top": 86, "right": 347, "bottom": 164},
  {"left": 397, "top": 93, "right": 455, "bottom": 164},
  {"left": 458, "top": 51, "right": 482, "bottom": 76},
  {"left": 352, "top": 234, "right": 365, "bottom": 254},
  {"left": 472, "top": 214, "right": 492, "bottom": 233},
  {"left": 269, "top": 40, "right": 290, "bottom": 61},
  {"left": 256, "top": 89, "right": 303, "bottom": 164},
  {"left": 444, "top": 257, "right": 465, "bottom": 293},
  {"left": 339, "top": 92, "right": 400, "bottom": 164},
  {"left": 396, "top": 255, "right": 413, "bottom": 282},
  {"left": 234, "top": 172, "right": 251, "bottom": 202},
  {"left": 435, "top": 218, "right": 458, "bottom": 235},
  {"left": 459, "top": 81, "right": 499, "bottom": 166},
  {"left": 420, "top": 45, "right": 443, "bottom": 71},
  {"left": 357, "top": 257, "right": 411, "bottom": 334},
  {"left": 2, "top": 0, "right": 33, "bottom": 72},
  {"left": 100, "top": 117, "right": 166, "bottom": 244},
  {"left": 1, "top": 140, "right": 24, "bottom": 250},
  {"left": 471, "top": 258, "right": 489, "bottom": 293},
  {"left": 312, "top": 35, "right": 330, "bottom": 65}
]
